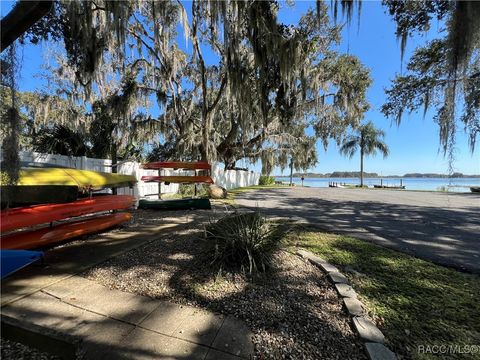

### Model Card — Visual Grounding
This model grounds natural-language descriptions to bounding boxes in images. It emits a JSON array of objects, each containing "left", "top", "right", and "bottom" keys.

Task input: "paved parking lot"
[{"left": 236, "top": 187, "right": 480, "bottom": 273}]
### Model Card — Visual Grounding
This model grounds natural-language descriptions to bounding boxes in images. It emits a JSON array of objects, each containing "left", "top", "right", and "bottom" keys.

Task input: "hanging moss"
[{"left": 0, "top": 44, "right": 21, "bottom": 185}]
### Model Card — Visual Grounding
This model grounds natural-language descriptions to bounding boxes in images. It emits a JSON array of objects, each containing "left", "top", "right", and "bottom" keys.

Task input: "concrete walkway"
[
  {"left": 2, "top": 276, "right": 253, "bottom": 359},
  {"left": 1, "top": 211, "right": 253, "bottom": 359},
  {"left": 236, "top": 187, "right": 480, "bottom": 273}
]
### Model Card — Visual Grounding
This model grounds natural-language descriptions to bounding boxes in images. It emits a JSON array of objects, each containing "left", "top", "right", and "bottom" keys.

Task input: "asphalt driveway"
[{"left": 235, "top": 187, "right": 480, "bottom": 273}]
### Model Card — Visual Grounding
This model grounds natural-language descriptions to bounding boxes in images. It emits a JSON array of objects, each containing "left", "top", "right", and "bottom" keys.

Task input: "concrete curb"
[
  {"left": 1, "top": 314, "right": 83, "bottom": 360},
  {"left": 296, "top": 249, "right": 397, "bottom": 360}
]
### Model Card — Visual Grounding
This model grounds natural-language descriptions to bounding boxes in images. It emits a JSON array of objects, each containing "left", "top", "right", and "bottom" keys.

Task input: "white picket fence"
[
  {"left": 6, "top": 151, "right": 259, "bottom": 198},
  {"left": 211, "top": 165, "right": 260, "bottom": 190}
]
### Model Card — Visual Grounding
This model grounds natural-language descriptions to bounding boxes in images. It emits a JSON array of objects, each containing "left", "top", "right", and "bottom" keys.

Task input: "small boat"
[
  {"left": 1, "top": 185, "right": 79, "bottom": 208},
  {"left": 1, "top": 195, "right": 135, "bottom": 233},
  {"left": 138, "top": 198, "right": 211, "bottom": 210},
  {"left": 141, "top": 175, "right": 214, "bottom": 184},
  {"left": 0, "top": 212, "right": 132, "bottom": 250},
  {"left": 141, "top": 161, "right": 211, "bottom": 170},
  {"left": 0, "top": 168, "right": 137, "bottom": 191},
  {"left": 1, "top": 250, "right": 43, "bottom": 278},
  {"left": 373, "top": 185, "right": 406, "bottom": 189},
  {"left": 471, "top": 187, "right": 480, "bottom": 193}
]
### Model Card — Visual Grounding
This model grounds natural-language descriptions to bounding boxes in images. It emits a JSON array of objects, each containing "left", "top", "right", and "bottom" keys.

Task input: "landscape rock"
[
  {"left": 328, "top": 272, "right": 350, "bottom": 284},
  {"left": 353, "top": 317, "right": 385, "bottom": 344},
  {"left": 343, "top": 298, "right": 364, "bottom": 316},
  {"left": 365, "top": 342, "right": 397, "bottom": 360},
  {"left": 207, "top": 185, "right": 228, "bottom": 199},
  {"left": 296, "top": 250, "right": 339, "bottom": 273},
  {"left": 334, "top": 283, "right": 357, "bottom": 298}
]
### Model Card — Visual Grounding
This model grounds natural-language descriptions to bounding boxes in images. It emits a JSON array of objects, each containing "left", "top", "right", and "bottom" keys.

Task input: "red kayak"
[
  {"left": 0, "top": 212, "right": 132, "bottom": 250},
  {"left": 140, "top": 175, "right": 214, "bottom": 184},
  {"left": 141, "top": 161, "right": 211, "bottom": 170},
  {"left": 1, "top": 195, "right": 135, "bottom": 233}
]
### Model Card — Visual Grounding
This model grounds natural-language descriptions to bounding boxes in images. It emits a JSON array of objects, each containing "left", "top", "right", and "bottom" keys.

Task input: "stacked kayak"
[
  {"left": 138, "top": 198, "right": 211, "bottom": 210},
  {"left": 141, "top": 161, "right": 211, "bottom": 170},
  {"left": 1, "top": 212, "right": 132, "bottom": 250},
  {"left": 1, "top": 250, "right": 43, "bottom": 279},
  {"left": 0, "top": 185, "right": 79, "bottom": 207},
  {"left": 1, "top": 167, "right": 137, "bottom": 208},
  {"left": 1, "top": 195, "right": 135, "bottom": 233},
  {"left": 139, "top": 161, "right": 213, "bottom": 210},
  {"left": 3, "top": 167, "right": 137, "bottom": 190},
  {"left": 140, "top": 161, "right": 214, "bottom": 185},
  {"left": 1, "top": 195, "right": 134, "bottom": 250},
  {"left": 0, "top": 167, "right": 137, "bottom": 277},
  {"left": 141, "top": 175, "right": 214, "bottom": 184}
]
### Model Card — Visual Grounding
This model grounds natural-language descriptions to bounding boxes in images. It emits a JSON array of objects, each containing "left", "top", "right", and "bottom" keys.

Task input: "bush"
[
  {"left": 259, "top": 175, "right": 275, "bottom": 185},
  {"left": 178, "top": 184, "right": 208, "bottom": 197},
  {"left": 204, "top": 211, "right": 285, "bottom": 275}
]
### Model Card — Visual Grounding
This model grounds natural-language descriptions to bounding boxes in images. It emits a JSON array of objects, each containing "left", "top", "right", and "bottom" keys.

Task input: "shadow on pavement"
[{"left": 236, "top": 188, "right": 480, "bottom": 273}]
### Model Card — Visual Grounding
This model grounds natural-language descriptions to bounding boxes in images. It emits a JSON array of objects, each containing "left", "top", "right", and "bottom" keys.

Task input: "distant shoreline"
[
  {"left": 272, "top": 175, "right": 480, "bottom": 192},
  {"left": 275, "top": 172, "right": 480, "bottom": 179}
]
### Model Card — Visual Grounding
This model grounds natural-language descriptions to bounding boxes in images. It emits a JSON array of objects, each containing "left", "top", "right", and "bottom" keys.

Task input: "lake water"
[{"left": 274, "top": 177, "right": 480, "bottom": 192}]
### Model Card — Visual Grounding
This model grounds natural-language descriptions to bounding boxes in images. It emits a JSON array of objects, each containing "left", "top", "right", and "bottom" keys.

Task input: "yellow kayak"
[{"left": 1, "top": 168, "right": 137, "bottom": 191}]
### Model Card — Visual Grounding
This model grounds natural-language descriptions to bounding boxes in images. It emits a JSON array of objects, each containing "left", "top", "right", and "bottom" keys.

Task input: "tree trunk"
[
  {"left": 201, "top": 111, "right": 210, "bottom": 161},
  {"left": 192, "top": 1, "right": 210, "bottom": 163},
  {"left": 289, "top": 157, "right": 294, "bottom": 186},
  {"left": 360, "top": 149, "right": 364, "bottom": 187},
  {"left": 200, "top": 144, "right": 208, "bottom": 162},
  {"left": 111, "top": 140, "right": 117, "bottom": 195},
  {"left": 224, "top": 160, "right": 236, "bottom": 170}
]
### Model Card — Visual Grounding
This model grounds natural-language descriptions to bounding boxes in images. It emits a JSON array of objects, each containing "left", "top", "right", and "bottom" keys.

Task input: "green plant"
[
  {"left": 33, "top": 124, "right": 90, "bottom": 157},
  {"left": 178, "top": 184, "right": 208, "bottom": 197},
  {"left": 258, "top": 175, "right": 275, "bottom": 186},
  {"left": 204, "top": 211, "right": 285, "bottom": 275}
]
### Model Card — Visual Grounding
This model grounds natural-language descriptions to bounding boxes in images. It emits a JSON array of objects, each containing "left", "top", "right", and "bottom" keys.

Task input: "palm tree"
[
  {"left": 340, "top": 121, "right": 389, "bottom": 187},
  {"left": 33, "top": 125, "right": 90, "bottom": 157}
]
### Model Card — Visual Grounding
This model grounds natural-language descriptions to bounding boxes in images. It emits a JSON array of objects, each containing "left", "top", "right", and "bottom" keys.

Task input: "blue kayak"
[{"left": 1, "top": 250, "right": 43, "bottom": 279}]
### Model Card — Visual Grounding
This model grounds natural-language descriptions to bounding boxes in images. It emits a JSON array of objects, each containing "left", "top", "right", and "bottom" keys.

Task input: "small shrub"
[
  {"left": 178, "top": 184, "right": 208, "bottom": 197},
  {"left": 204, "top": 211, "right": 285, "bottom": 275},
  {"left": 259, "top": 175, "right": 275, "bottom": 185}
]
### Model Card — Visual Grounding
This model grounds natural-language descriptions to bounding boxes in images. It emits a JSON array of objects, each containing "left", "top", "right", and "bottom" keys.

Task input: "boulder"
[{"left": 207, "top": 184, "right": 227, "bottom": 199}]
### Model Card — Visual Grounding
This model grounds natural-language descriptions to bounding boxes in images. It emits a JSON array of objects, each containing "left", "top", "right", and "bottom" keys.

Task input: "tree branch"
[{"left": 207, "top": 75, "right": 227, "bottom": 114}]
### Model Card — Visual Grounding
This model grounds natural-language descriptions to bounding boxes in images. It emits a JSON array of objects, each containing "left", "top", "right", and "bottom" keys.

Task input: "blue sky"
[
  {"left": 2, "top": 1, "right": 479, "bottom": 175},
  {"left": 274, "top": 1, "right": 479, "bottom": 176}
]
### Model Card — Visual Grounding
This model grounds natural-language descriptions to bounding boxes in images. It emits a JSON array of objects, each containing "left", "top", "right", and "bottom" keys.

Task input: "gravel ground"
[
  {"left": 84, "top": 209, "right": 366, "bottom": 359},
  {"left": 1, "top": 338, "right": 60, "bottom": 360}
]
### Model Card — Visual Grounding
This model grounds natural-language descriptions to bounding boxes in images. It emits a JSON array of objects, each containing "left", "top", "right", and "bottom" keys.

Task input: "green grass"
[
  {"left": 161, "top": 184, "right": 209, "bottom": 200},
  {"left": 229, "top": 184, "right": 291, "bottom": 194},
  {"left": 286, "top": 230, "right": 480, "bottom": 359},
  {"left": 215, "top": 184, "right": 291, "bottom": 205}
]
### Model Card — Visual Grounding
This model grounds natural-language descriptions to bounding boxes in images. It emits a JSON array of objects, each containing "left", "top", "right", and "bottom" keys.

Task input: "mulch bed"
[
  {"left": 0, "top": 338, "right": 60, "bottom": 360},
  {"left": 84, "top": 209, "right": 366, "bottom": 359}
]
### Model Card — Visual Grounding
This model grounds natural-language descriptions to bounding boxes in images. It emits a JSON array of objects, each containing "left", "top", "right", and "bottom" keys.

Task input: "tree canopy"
[
  {"left": 328, "top": 0, "right": 479, "bottom": 169},
  {"left": 2, "top": 0, "right": 372, "bottom": 177},
  {"left": 2, "top": 0, "right": 478, "bottom": 181},
  {"left": 380, "top": 0, "right": 480, "bottom": 157}
]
